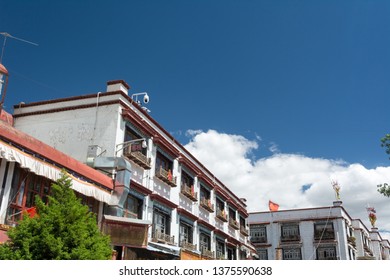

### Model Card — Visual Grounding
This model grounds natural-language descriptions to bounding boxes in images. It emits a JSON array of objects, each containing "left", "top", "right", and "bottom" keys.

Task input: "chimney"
[{"left": 106, "top": 80, "right": 130, "bottom": 95}]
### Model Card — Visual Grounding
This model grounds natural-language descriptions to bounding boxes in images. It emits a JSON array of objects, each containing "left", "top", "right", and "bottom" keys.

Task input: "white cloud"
[{"left": 184, "top": 129, "right": 390, "bottom": 240}]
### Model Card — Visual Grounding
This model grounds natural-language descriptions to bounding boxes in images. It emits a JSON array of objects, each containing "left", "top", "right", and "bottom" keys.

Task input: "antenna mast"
[{"left": 0, "top": 32, "right": 38, "bottom": 63}]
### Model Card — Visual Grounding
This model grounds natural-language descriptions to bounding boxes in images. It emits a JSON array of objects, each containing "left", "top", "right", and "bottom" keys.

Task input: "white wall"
[{"left": 14, "top": 102, "right": 123, "bottom": 163}]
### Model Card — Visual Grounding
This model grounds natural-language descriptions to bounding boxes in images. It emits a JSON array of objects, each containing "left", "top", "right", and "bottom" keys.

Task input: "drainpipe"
[{"left": 93, "top": 156, "right": 132, "bottom": 217}]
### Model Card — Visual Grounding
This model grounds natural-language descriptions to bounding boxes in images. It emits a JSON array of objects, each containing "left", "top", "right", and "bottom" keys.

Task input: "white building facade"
[
  {"left": 249, "top": 201, "right": 390, "bottom": 260},
  {"left": 12, "top": 80, "right": 253, "bottom": 260}
]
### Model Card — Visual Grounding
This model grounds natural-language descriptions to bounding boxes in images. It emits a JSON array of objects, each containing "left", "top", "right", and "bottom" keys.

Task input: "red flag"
[{"left": 269, "top": 200, "right": 279, "bottom": 212}]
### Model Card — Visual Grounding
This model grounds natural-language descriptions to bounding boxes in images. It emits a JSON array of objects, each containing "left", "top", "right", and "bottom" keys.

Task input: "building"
[
  {"left": 248, "top": 201, "right": 390, "bottom": 260},
  {"left": 6, "top": 78, "right": 254, "bottom": 260}
]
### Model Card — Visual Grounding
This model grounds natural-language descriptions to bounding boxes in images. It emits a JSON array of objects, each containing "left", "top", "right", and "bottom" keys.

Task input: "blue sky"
[
  {"left": 3, "top": 1, "right": 390, "bottom": 236},
  {"left": 2, "top": 0, "right": 390, "bottom": 168}
]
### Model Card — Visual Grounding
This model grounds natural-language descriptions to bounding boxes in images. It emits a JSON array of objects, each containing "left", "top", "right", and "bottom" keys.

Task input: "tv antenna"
[{"left": 0, "top": 32, "right": 38, "bottom": 63}]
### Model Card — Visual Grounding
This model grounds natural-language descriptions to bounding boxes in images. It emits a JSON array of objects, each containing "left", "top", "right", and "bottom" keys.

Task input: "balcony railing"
[
  {"left": 152, "top": 230, "right": 175, "bottom": 245},
  {"left": 229, "top": 218, "right": 240, "bottom": 230},
  {"left": 216, "top": 251, "right": 226, "bottom": 260},
  {"left": 180, "top": 240, "right": 197, "bottom": 252},
  {"left": 216, "top": 209, "right": 228, "bottom": 222},
  {"left": 250, "top": 236, "right": 267, "bottom": 243},
  {"left": 240, "top": 225, "right": 249, "bottom": 236},
  {"left": 155, "top": 166, "right": 177, "bottom": 187},
  {"left": 180, "top": 184, "right": 198, "bottom": 201},
  {"left": 123, "top": 145, "right": 151, "bottom": 169},
  {"left": 281, "top": 234, "right": 301, "bottom": 242},
  {"left": 314, "top": 230, "right": 335, "bottom": 240},
  {"left": 347, "top": 236, "right": 356, "bottom": 248},
  {"left": 201, "top": 247, "right": 214, "bottom": 259},
  {"left": 200, "top": 197, "right": 214, "bottom": 213}
]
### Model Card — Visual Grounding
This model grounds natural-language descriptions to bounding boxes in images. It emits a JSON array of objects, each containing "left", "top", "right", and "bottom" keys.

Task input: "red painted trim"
[
  {"left": 178, "top": 155, "right": 201, "bottom": 175},
  {"left": 177, "top": 208, "right": 198, "bottom": 221},
  {"left": 121, "top": 108, "right": 156, "bottom": 137},
  {"left": 150, "top": 193, "right": 178, "bottom": 209},
  {"left": 130, "top": 180, "right": 153, "bottom": 195},
  {"left": 14, "top": 99, "right": 121, "bottom": 118},
  {"left": 0, "top": 121, "right": 113, "bottom": 191},
  {"left": 214, "top": 229, "right": 230, "bottom": 239},
  {"left": 107, "top": 80, "right": 130, "bottom": 89},
  {"left": 197, "top": 218, "right": 216, "bottom": 231},
  {"left": 153, "top": 135, "right": 180, "bottom": 159}
]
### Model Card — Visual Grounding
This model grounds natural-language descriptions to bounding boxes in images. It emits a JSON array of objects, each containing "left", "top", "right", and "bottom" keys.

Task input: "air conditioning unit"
[{"left": 86, "top": 145, "right": 102, "bottom": 167}]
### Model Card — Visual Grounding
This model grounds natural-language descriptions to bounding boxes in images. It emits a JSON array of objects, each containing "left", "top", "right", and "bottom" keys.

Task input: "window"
[
  {"left": 200, "top": 232, "right": 211, "bottom": 251},
  {"left": 200, "top": 185, "right": 213, "bottom": 212},
  {"left": 200, "top": 185, "right": 210, "bottom": 201},
  {"left": 155, "top": 151, "right": 176, "bottom": 186},
  {"left": 156, "top": 151, "right": 173, "bottom": 173},
  {"left": 317, "top": 246, "right": 337, "bottom": 260},
  {"left": 76, "top": 193, "right": 100, "bottom": 215},
  {"left": 257, "top": 248, "right": 268, "bottom": 260},
  {"left": 250, "top": 225, "right": 267, "bottom": 243},
  {"left": 180, "top": 171, "right": 196, "bottom": 200},
  {"left": 124, "top": 195, "right": 143, "bottom": 219},
  {"left": 283, "top": 248, "right": 302, "bottom": 260},
  {"left": 227, "top": 247, "right": 237, "bottom": 260},
  {"left": 216, "top": 240, "right": 225, "bottom": 259},
  {"left": 281, "top": 223, "right": 300, "bottom": 242},
  {"left": 215, "top": 198, "right": 227, "bottom": 221},
  {"left": 314, "top": 221, "right": 334, "bottom": 240},
  {"left": 0, "top": 159, "right": 9, "bottom": 209},
  {"left": 153, "top": 209, "right": 170, "bottom": 235},
  {"left": 181, "top": 171, "right": 194, "bottom": 188},
  {"left": 7, "top": 164, "right": 52, "bottom": 224},
  {"left": 124, "top": 127, "right": 147, "bottom": 156},
  {"left": 179, "top": 222, "right": 193, "bottom": 245}
]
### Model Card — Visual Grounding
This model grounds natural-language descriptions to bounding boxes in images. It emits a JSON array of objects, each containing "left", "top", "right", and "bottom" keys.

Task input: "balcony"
[
  {"left": 180, "top": 184, "right": 198, "bottom": 202},
  {"left": 216, "top": 251, "right": 226, "bottom": 260},
  {"left": 155, "top": 166, "right": 177, "bottom": 187},
  {"left": 123, "top": 145, "right": 151, "bottom": 169},
  {"left": 152, "top": 230, "right": 175, "bottom": 245},
  {"left": 364, "top": 244, "right": 373, "bottom": 256},
  {"left": 216, "top": 209, "right": 228, "bottom": 222},
  {"left": 314, "top": 230, "right": 335, "bottom": 240},
  {"left": 347, "top": 236, "right": 356, "bottom": 248},
  {"left": 201, "top": 247, "right": 214, "bottom": 259},
  {"left": 200, "top": 197, "right": 214, "bottom": 213},
  {"left": 281, "top": 234, "right": 301, "bottom": 243},
  {"left": 180, "top": 240, "right": 197, "bottom": 252},
  {"left": 240, "top": 225, "right": 249, "bottom": 236},
  {"left": 250, "top": 236, "right": 267, "bottom": 243},
  {"left": 229, "top": 218, "right": 240, "bottom": 230}
]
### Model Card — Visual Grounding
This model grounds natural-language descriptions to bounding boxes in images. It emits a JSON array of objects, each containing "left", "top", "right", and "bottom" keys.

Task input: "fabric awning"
[
  {"left": 148, "top": 242, "right": 181, "bottom": 256},
  {"left": 0, "top": 139, "right": 112, "bottom": 204}
]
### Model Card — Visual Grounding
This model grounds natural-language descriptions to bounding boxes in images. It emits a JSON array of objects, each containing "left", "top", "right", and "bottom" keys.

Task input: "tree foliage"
[
  {"left": 0, "top": 172, "right": 112, "bottom": 260},
  {"left": 378, "top": 134, "right": 390, "bottom": 197}
]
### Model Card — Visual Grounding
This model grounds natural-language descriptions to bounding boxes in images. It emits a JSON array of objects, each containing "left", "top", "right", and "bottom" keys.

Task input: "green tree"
[
  {"left": 378, "top": 134, "right": 390, "bottom": 197},
  {"left": 0, "top": 172, "right": 112, "bottom": 259}
]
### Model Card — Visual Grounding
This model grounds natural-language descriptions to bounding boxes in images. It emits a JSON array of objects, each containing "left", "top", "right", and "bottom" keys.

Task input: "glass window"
[
  {"left": 314, "top": 221, "right": 334, "bottom": 240},
  {"left": 257, "top": 248, "right": 268, "bottom": 260},
  {"left": 216, "top": 240, "right": 225, "bottom": 259},
  {"left": 281, "top": 223, "right": 300, "bottom": 241},
  {"left": 200, "top": 232, "right": 211, "bottom": 251},
  {"left": 179, "top": 222, "right": 193, "bottom": 244},
  {"left": 7, "top": 164, "right": 52, "bottom": 224},
  {"left": 283, "top": 248, "right": 302, "bottom": 260},
  {"left": 124, "top": 195, "right": 143, "bottom": 219},
  {"left": 250, "top": 225, "right": 267, "bottom": 243},
  {"left": 317, "top": 246, "right": 337, "bottom": 260}
]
